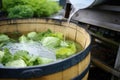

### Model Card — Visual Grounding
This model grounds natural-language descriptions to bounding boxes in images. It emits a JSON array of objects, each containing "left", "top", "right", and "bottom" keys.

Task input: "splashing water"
[{"left": 3, "top": 42, "right": 56, "bottom": 60}]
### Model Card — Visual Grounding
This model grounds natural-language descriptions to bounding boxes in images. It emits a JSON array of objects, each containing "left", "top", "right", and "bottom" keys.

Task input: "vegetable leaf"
[
  {"left": 13, "top": 50, "right": 30, "bottom": 64},
  {"left": 40, "top": 57, "right": 53, "bottom": 64},
  {"left": 5, "top": 59, "right": 27, "bottom": 68},
  {"left": 0, "top": 51, "right": 4, "bottom": 62},
  {"left": 8, "top": 5, "right": 34, "bottom": 18},
  {"left": 41, "top": 37, "right": 61, "bottom": 48},
  {"left": 56, "top": 41, "right": 77, "bottom": 59},
  {"left": 1, "top": 48, "right": 13, "bottom": 65},
  {"left": 27, "top": 32, "right": 37, "bottom": 40},
  {"left": 19, "top": 35, "right": 28, "bottom": 43},
  {"left": 0, "top": 34, "right": 10, "bottom": 42}
]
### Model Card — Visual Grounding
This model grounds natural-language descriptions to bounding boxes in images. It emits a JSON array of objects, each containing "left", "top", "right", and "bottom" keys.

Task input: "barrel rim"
[{"left": 0, "top": 17, "right": 66, "bottom": 22}]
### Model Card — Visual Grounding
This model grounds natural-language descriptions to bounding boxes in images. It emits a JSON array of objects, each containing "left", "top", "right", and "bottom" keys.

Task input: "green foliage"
[
  {"left": 44, "top": 32, "right": 63, "bottom": 40},
  {"left": 5, "top": 59, "right": 27, "bottom": 68},
  {"left": 8, "top": 5, "right": 34, "bottom": 18},
  {"left": 0, "top": 34, "right": 10, "bottom": 42},
  {"left": 13, "top": 50, "right": 30, "bottom": 61},
  {"left": 1, "top": 48, "right": 13, "bottom": 65},
  {"left": 27, "top": 56, "right": 53, "bottom": 66},
  {"left": 56, "top": 41, "right": 77, "bottom": 59},
  {"left": 35, "top": 29, "right": 63, "bottom": 40},
  {"left": 0, "top": 49, "right": 53, "bottom": 67},
  {"left": 41, "top": 37, "right": 61, "bottom": 48},
  {"left": 0, "top": 51, "right": 4, "bottom": 62},
  {"left": 37, "top": 29, "right": 52, "bottom": 38},
  {"left": 2, "top": 0, "right": 61, "bottom": 18},
  {"left": 27, "top": 56, "right": 39, "bottom": 66},
  {"left": 19, "top": 35, "right": 28, "bottom": 43},
  {"left": 0, "top": 34, "right": 13, "bottom": 50},
  {"left": 27, "top": 32, "right": 37, "bottom": 40},
  {"left": 56, "top": 47, "right": 73, "bottom": 59},
  {"left": 2, "top": 0, "right": 29, "bottom": 11},
  {"left": 40, "top": 57, "right": 53, "bottom": 64},
  {"left": 33, "top": 0, "right": 61, "bottom": 17}
]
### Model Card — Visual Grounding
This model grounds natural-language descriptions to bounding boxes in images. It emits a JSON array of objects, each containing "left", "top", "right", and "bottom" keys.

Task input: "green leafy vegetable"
[
  {"left": 8, "top": 5, "right": 34, "bottom": 18},
  {"left": 37, "top": 29, "right": 52, "bottom": 38},
  {"left": 0, "top": 34, "right": 10, "bottom": 42},
  {"left": 2, "top": 0, "right": 61, "bottom": 18},
  {"left": 46, "top": 32, "right": 63, "bottom": 40},
  {"left": 33, "top": 0, "right": 61, "bottom": 17},
  {"left": 13, "top": 50, "right": 30, "bottom": 62},
  {"left": 2, "top": 0, "right": 29, "bottom": 11},
  {"left": 27, "top": 32, "right": 37, "bottom": 40},
  {"left": 5, "top": 59, "right": 27, "bottom": 68},
  {"left": 19, "top": 35, "right": 28, "bottom": 43},
  {"left": 41, "top": 37, "right": 61, "bottom": 48},
  {"left": 56, "top": 41, "right": 77, "bottom": 59},
  {"left": 27, "top": 57, "right": 53, "bottom": 66},
  {"left": 0, "top": 34, "right": 15, "bottom": 50},
  {"left": 0, "top": 51, "right": 4, "bottom": 62},
  {"left": 27, "top": 56, "right": 39, "bottom": 66},
  {"left": 40, "top": 57, "right": 53, "bottom": 64},
  {"left": 1, "top": 48, "right": 13, "bottom": 65},
  {"left": 56, "top": 47, "right": 73, "bottom": 59}
]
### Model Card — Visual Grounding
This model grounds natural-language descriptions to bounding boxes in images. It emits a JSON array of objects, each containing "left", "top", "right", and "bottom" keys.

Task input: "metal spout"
[{"left": 64, "top": 0, "right": 107, "bottom": 19}]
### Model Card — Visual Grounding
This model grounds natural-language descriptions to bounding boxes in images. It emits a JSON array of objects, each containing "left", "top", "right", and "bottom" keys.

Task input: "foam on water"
[{"left": 3, "top": 42, "right": 56, "bottom": 60}]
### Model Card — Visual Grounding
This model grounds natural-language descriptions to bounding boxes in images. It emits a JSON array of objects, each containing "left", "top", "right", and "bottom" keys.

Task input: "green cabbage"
[
  {"left": 13, "top": 50, "right": 30, "bottom": 62},
  {"left": 0, "top": 34, "right": 10, "bottom": 42},
  {"left": 41, "top": 37, "right": 61, "bottom": 48},
  {"left": 0, "top": 51, "right": 4, "bottom": 62},
  {"left": 5, "top": 59, "right": 27, "bottom": 68},
  {"left": 56, "top": 41, "right": 77, "bottom": 59},
  {"left": 40, "top": 57, "right": 53, "bottom": 64},
  {"left": 8, "top": 5, "right": 34, "bottom": 18},
  {"left": 2, "top": 0, "right": 61, "bottom": 18},
  {"left": 19, "top": 35, "right": 28, "bottom": 43},
  {"left": 27, "top": 32, "right": 37, "bottom": 40},
  {"left": 2, "top": 0, "right": 29, "bottom": 11},
  {"left": 1, "top": 48, "right": 13, "bottom": 65}
]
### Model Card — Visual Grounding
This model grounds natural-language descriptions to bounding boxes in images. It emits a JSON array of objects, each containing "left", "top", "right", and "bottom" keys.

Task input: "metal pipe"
[
  {"left": 91, "top": 57, "right": 120, "bottom": 78},
  {"left": 0, "top": 0, "right": 2, "bottom": 9},
  {"left": 64, "top": 3, "right": 71, "bottom": 18}
]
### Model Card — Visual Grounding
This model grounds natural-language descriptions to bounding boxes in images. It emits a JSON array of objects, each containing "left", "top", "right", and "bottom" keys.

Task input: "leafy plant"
[
  {"left": 2, "top": 0, "right": 61, "bottom": 18},
  {"left": 2, "top": 0, "right": 29, "bottom": 11},
  {"left": 8, "top": 5, "right": 34, "bottom": 18},
  {"left": 1, "top": 48, "right": 13, "bottom": 65},
  {"left": 33, "top": 0, "right": 61, "bottom": 17},
  {"left": 56, "top": 41, "right": 77, "bottom": 59},
  {"left": 0, "top": 34, "right": 10, "bottom": 42},
  {"left": 41, "top": 37, "right": 61, "bottom": 48},
  {"left": 5, "top": 59, "right": 27, "bottom": 68}
]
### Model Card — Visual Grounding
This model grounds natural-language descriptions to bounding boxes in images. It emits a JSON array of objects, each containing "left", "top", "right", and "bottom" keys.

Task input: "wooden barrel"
[{"left": 0, "top": 18, "right": 91, "bottom": 80}]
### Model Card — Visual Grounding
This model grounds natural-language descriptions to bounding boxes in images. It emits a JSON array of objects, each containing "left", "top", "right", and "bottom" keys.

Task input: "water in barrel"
[{"left": 3, "top": 42, "right": 56, "bottom": 60}]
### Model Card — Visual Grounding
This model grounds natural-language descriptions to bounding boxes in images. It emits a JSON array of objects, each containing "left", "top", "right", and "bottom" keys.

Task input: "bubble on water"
[{"left": 3, "top": 42, "right": 56, "bottom": 60}]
